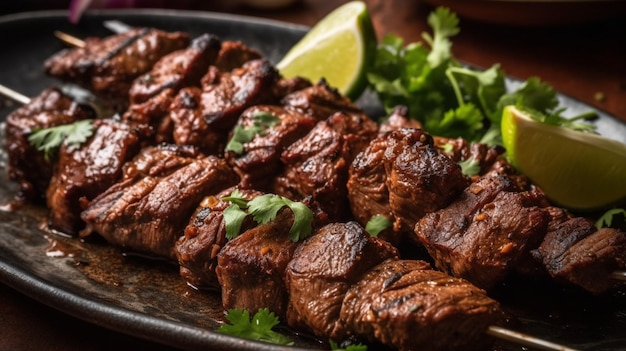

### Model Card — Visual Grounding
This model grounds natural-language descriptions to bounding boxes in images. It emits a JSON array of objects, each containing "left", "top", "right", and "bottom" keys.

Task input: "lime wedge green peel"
[
  {"left": 276, "top": 1, "right": 377, "bottom": 100},
  {"left": 501, "top": 105, "right": 626, "bottom": 212}
]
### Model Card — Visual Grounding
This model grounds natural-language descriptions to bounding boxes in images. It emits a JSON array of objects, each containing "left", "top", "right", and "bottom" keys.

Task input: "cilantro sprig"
[
  {"left": 225, "top": 111, "right": 280, "bottom": 154},
  {"left": 367, "top": 7, "right": 596, "bottom": 145},
  {"left": 222, "top": 190, "right": 314, "bottom": 242},
  {"left": 217, "top": 308, "right": 293, "bottom": 345},
  {"left": 28, "top": 119, "right": 94, "bottom": 159}
]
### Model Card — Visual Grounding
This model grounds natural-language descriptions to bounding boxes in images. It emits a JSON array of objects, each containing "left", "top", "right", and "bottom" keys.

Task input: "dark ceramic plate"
[{"left": 1, "top": 9, "right": 626, "bottom": 351}]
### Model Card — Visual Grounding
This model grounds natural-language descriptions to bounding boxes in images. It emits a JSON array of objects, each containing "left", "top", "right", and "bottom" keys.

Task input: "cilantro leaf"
[
  {"left": 365, "top": 214, "right": 392, "bottom": 237},
  {"left": 248, "top": 194, "right": 314, "bottom": 242},
  {"left": 217, "top": 308, "right": 293, "bottom": 345},
  {"left": 225, "top": 111, "right": 280, "bottom": 154},
  {"left": 458, "top": 158, "right": 480, "bottom": 177},
  {"left": 28, "top": 119, "right": 94, "bottom": 159},
  {"left": 367, "top": 7, "right": 596, "bottom": 144},
  {"left": 223, "top": 205, "right": 249, "bottom": 240},
  {"left": 329, "top": 339, "right": 368, "bottom": 351},
  {"left": 423, "top": 6, "right": 459, "bottom": 68},
  {"left": 596, "top": 208, "right": 626, "bottom": 229},
  {"left": 221, "top": 193, "right": 314, "bottom": 242}
]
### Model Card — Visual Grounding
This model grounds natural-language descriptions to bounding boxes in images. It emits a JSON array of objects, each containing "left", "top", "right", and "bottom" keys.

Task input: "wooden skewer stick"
[
  {"left": 53, "top": 30, "right": 85, "bottom": 48},
  {"left": 610, "top": 270, "right": 626, "bottom": 281},
  {"left": 487, "top": 326, "right": 580, "bottom": 351},
  {"left": 0, "top": 83, "right": 31, "bottom": 105},
  {"left": 54, "top": 20, "right": 131, "bottom": 49}
]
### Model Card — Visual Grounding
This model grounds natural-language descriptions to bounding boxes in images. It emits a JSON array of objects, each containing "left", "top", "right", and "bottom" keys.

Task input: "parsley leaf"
[
  {"left": 217, "top": 308, "right": 293, "bottom": 346},
  {"left": 28, "top": 119, "right": 94, "bottom": 159},
  {"left": 225, "top": 111, "right": 280, "bottom": 154},
  {"left": 365, "top": 214, "right": 392, "bottom": 237}
]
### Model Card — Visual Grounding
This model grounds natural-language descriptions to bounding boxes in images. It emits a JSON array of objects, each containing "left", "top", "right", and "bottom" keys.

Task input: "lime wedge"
[
  {"left": 276, "top": 1, "right": 377, "bottom": 100},
  {"left": 501, "top": 105, "right": 626, "bottom": 212}
]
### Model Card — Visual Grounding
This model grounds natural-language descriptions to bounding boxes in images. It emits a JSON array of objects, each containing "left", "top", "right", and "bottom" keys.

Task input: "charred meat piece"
[
  {"left": 273, "top": 76, "right": 313, "bottom": 98},
  {"left": 201, "top": 59, "right": 281, "bottom": 132},
  {"left": 281, "top": 79, "right": 362, "bottom": 120},
  {"left": 45, "top": 28, "right": 189, "bottom": 107},
  {"left": 119, "top": 143, "right": 201, "bottom": 181},
  {"left": 122, "top": 88, "right": 176, "bottom": 144},
  {"left": 414, "top": 174, "right": 550, "bottom": 289},
  {"left": 348, "top": 128, "right": 469, "bottom": 243},
  {"left": 274, "top": 111, "right": 378, "bottom": 221},
  {"left": 340, "top": 259, "right": 506, "bottom": 351},
  {"left": 533, "top": 217, "right": 626, "bottom": 294},
  {"left": 434, "top": 136, "right": 506, "bottom": 177},
  {"left": 175, "top": 187, "right": 262, "bottom": 289},
  {"left": 81, "top": 148, "right": 238, "bottom": 258},
  {"left": 216, "top": 207, "right": 303, "bottom": 319},
  {"left": 5, "top": 87, "right": 94, "bottom": 200},
  {"left": 285, "top": 221, "right": 398, "bottom": 338},
  {"left": 214, "top": 40, "right": 263, "bottom": 72},
  {"left": 168, "top": 87, "right": 225, "bottom": 154},
  {"left": 46, "top": 119, "right": 150, "bottom": 235},
  {"left": 377, "top": 105, "right": 422, "bottom": 135},
  {"left": 128, "top": 34, "right": 222, "bottom": 105},
  {"left": 226, "top": 105, "right": 318, "bottom": 190}
]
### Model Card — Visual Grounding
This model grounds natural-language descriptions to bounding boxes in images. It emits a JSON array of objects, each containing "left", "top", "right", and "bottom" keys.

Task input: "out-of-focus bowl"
[{"left": 422, "top": 0, "right": 626, "bottom": 26}]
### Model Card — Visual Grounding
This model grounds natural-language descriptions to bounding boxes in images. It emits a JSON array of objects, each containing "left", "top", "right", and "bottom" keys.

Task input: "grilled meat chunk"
[
  {"left": 281, "top": 79, "right": 362, "bottom": 120},
  {"left": 168, "top": 87, "right": 224, "bottom": 154},
  {"left": 414, "top": 174, "right": 550, "bottom": 289},
  {"left": 285, "top": 221, "right": 399, "bottom": 338},
  {"left": 46, "top": 119, "right": 150, "bottom": 235},
  {"left": 340, "top": 259, "right": 506, "bottom": 351},
  {"left": 227, "top": 105, "right": 319, "bottom": 190},
  {"left": 434, "top": 136, "right": 506, "bottom": 176},
  {"left": 214, "top": 40, "right": 263, "bottom": 72},
  {"left": 5, "top": 87, "right": 94, "bottom": 200},
  {"left": 122, "top": 88, "right": 176, "bottom": 144},
  {"left": 274, "top": 111, "right": 378, "bottom": 221},
  {"left": 81, "top": 146, "right": 238, "bottom": 258},
  {"left": 216, "top": 207, "right": 301, "bottom": 319},
  {"left": 348, "top": 128, "right": 469, "bottom": 243},
  {"left": 377, "top": 105, "right": 422, "bottom": 135},
  {"left": 44, "top": 28, "right": 189, "bottom": 108},
  {"left": 533, "top": 217, "right": 626, "bottom": 294},
  {"left": 175, "top": 187, "right": 262, "bottom": 289},
  {"left": 128, "top": 33, "right": 222, "bottom": 105},
  {"left": 201, "top": 59, "right": 281, "bottom": 131}
]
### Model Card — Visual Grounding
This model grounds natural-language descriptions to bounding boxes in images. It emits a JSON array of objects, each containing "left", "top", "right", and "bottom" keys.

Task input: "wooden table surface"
[{"left": 1, "top": 1, "right": 625, "bottom": 350}]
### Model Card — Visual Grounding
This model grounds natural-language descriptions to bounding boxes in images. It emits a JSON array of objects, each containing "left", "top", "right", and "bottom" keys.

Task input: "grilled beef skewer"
[
  {"left": 2, "top": 25, "right": 624, "bottom": 351},
  {"left": 4, "top": 87, "right": 96, "bottom": 200},
  {"left": 45, "top": 27, "right": 190, "bottom": 111}
]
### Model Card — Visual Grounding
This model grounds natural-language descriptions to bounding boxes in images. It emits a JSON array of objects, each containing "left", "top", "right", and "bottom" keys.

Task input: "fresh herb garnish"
[
  {"left": 458, "top": 158, "right": 480, "bottom": 177},
  {"left": 365, "top": 214, "right": 392, "bottom": 237},
  {"left": 367, "top": 7, "right": 596, "bottom": 145},
  {"left": 596, "top": 208, "right": 626, "bottom": 229},
  {"left": 28, "top": 119, "right": 94, "bottom": 159},
  {"left": 225, "top": 111, "right": 280, "bottom": 154},
  {"left": 329, "top": 339, "right": 368, "bottom": 351},
  {"left": 222, "top": 192, "right": 314, "bottom": 242},
  {"left": 216, "top": 308, "right": 293, "bottom": 345}
]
